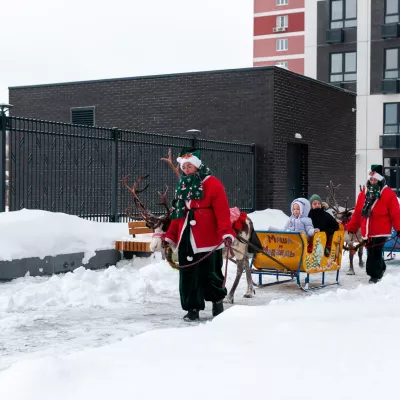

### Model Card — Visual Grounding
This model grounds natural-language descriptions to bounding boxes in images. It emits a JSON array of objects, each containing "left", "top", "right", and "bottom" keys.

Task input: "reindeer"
[
  {"left": 324, "top": 181, "right": 365, "bottom": 275},
  {"left": 122, "top": 149, "right": 257, "bottom": 304}
]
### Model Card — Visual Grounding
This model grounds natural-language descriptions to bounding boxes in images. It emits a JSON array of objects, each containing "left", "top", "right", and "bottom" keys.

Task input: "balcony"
[
  {"left": 381, "top": 79, "right": 399, "bottom": 93},
  {"left": 380, "top": 134, "right": 400, "bottom": 149},
  {"left": 381, "top": 23, "right": 400, "bottom": 39},
  {"left": 329, "top": 81, "right": 356, "bottom": 92},
  {"left": 326, "top": 29, "right": 344, "bottom": 44}
]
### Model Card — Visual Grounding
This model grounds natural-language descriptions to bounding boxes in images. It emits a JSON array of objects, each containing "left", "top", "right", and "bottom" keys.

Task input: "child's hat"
[{"left": 309, "top": 194, "right": 322, "bottom": 205}]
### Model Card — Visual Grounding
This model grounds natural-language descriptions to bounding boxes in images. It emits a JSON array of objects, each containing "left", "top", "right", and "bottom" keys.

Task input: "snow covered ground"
[{"left": 1, "top": 208, "right": 400, "bottom": 399}]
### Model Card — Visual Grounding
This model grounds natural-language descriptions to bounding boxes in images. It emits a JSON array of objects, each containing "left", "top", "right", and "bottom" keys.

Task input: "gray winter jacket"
[{"left": 283, "top": 198, "right": 315, "bottom": 238}]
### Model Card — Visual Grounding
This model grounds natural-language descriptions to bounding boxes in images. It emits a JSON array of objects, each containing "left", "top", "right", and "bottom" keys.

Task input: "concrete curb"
[{"left": 0, "top": 249, "right": 122, "bottom": 281}]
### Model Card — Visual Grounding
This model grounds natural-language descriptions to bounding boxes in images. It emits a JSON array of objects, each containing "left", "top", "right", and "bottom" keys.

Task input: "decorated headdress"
[
  {"left": 176, "top": 148, "right": 202, "bottom": 170},
  {"left": 367, "top": 164, "right": 384, "bottom": 182}
]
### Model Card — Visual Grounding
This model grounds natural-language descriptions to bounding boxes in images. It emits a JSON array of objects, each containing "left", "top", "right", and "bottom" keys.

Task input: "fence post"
[
  {"left": 187, "top": 129, "right": 201, "bottom": 148},
  {"left": 252, "top": 144, "right": 256, "bottom": 212},
  {"left": 110, "top": 127, "right": 120, "bottom": 222},
  {"left": 0, "top": 104, "right": 12, "bottom": 213}
]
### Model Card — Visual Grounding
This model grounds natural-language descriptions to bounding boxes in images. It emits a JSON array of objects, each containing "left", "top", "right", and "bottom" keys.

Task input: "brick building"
[{"left": 8, "top": 66, "right": 356, "bottom": 212}]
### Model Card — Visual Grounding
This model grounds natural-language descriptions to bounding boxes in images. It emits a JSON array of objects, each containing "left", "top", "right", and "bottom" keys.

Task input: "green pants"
[
  {"left": 366, "top": 237, "right": 387, "bottom": 279},
  {"left": 178, "top": 248, "right": 227, "bottom": 311}
]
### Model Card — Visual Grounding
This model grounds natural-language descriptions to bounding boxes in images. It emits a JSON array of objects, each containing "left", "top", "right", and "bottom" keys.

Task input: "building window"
[
  {"left": 276, "top": 61, "right": 289, "bottom": 69},
  {"left": 385, "top": 0, "right": 400, "bottom": 23},
  {"left": 384, "top": 48, "right": 399, "bottom": 79},
  {"left": 384, "top": 103, "right": 400, "bottom": 133},
  {"left": 276, "top": 39, "right": 288, "bottom": 51},
  {"left": 276, "top": 15, "right": 288, "bottom": 29},
  {"left": 330, "top": 0, "right": 357, "bottom": 29},
  {"left": 384, "top": 157, "right": 400, "bottom": 196},
  {"left": 329, "top": 52, "right": 357, "bottom": 82},
  {"left": 276, "top": 0, "right": 288, "bottom": 5},
  {"left": 71, "top": 107, "right": 95, "bottom": 126}
]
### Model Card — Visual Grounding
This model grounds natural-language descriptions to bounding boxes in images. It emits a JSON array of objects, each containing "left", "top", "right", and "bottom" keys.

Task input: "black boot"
[
  {"left": 368, "top": 277, "right": 380, "bottom": 284},
  {"left": 212, "top": 300, "right": 224, "bottom": 317},
  {"left": 183, "top": 310, "right": 199, "bottom": 322}
]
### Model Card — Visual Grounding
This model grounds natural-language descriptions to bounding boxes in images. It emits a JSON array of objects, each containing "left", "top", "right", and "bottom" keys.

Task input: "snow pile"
[
  {"left": 0, "top": 253, "right": 178, "bottom": 312},
  {"left": 248, "top": 208, "right": 288, "bottom": 230},
  {"left": 0, "top": 209, "right": 129, "bottom": 261},
  {"left": 1, "top": 274, "right": 400, "bottom": 400}
]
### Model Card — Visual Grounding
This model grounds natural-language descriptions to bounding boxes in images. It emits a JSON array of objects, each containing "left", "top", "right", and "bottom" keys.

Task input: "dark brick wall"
[
  {"left": 273, "top": 68, "right": 356, "bottom": 212},
  {"left": 9, "top": 67, "right": 356, "bottom": 211}
]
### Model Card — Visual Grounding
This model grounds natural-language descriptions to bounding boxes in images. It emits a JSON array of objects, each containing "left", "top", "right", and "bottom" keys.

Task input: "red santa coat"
[
  {"left": 347, "top": 186, "right": 400, "bottom": 239},
  {"left": 165, "top": 175, "right": 236, "bottom": 253}
]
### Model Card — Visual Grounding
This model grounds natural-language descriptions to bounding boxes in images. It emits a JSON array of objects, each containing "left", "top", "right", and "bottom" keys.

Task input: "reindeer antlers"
[
  {"left": 122, "top": 175, "right": 171, "bottom": 226},
  {"left": 122, "top": 175, "right": 158, "bottom": 225},
  {"left": 325, "top": 181, "right": 341, "bottom": 212},
  {"left": 160, "top": 148, "right": 181, "bottom": 179},
  {"left": 157, "top": 185, "right": 170, "bottom": 218}
]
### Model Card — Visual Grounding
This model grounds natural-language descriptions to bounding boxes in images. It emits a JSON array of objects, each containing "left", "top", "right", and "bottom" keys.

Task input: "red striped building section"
[{"left": 253, "top": 0, "right": 305, "bottom": 75}]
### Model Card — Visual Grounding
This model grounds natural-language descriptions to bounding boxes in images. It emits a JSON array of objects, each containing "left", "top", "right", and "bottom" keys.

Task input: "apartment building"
[
  {"left": 303, "top": 0, "right": 400, "bottom": 196},
  {"left": 253, "top": 0, "right": 305, "bottom": 74}
]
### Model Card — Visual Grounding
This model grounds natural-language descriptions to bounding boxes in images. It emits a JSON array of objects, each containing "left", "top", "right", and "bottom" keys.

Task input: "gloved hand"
[{"left": 223, "top": 237, "right": 233, "bottom": 247}]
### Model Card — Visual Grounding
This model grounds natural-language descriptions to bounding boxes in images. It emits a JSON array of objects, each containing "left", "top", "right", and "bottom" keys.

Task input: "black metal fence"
[{"left": 0, "top": 113, "right": 255, "bottom": 222}]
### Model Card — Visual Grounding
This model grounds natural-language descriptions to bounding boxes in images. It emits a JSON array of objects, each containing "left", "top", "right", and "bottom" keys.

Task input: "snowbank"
[
  {"left": 0, "top": 209, "right": 129, "bottom": 261},
  {"left": 0, "top": 208, "right": 288, "bottom": 262},
  {"left": 1, "top": 274, "right": 400, "bottom": 400},
  {"left": 0, "top": 254, "right": 178, "bottom": 312}
]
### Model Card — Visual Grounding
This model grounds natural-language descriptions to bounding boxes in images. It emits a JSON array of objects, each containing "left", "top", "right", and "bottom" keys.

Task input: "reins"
[{"left": 164, "top": 241, "right": 233, "bottom": 288}]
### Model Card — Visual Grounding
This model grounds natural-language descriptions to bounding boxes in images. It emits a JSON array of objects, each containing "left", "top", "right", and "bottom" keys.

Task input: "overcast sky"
[{"left": 0, "top": 0, "right": 253, "bottom": 103}]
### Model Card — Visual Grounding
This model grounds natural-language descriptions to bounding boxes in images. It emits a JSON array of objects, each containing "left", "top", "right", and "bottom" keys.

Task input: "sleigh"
[{"left": 250, "top": 224, "right": 345, "bottom": 291}]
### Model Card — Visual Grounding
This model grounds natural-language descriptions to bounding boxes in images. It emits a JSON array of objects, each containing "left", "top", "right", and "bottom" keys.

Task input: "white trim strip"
[
  {"left": 254, "top": 31, "right": 305, "bottom": 40},
  {"left": 254, "top": 54, "right": 305, "bottom": 62},
  {"left": 254, "top": 8, "right": 305, "bottom": 17},
  {"left": 364, "top": 186, "right": 387, "bottom": 239}
]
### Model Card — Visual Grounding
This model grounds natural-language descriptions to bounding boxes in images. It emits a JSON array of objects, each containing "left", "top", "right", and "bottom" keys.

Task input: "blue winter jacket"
[{"left": 283, "top": 198, "right": 315, "bottom": 238}]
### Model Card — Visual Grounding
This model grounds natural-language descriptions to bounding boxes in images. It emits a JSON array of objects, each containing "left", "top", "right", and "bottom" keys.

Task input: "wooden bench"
[{"left": 115, "top": 221, "right": 153, "bottom": 257}]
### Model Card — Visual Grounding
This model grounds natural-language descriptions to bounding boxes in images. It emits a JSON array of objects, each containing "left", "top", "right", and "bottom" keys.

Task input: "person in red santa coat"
[
  {"left": 164, "top": 148, "right": 236, "bottom": 322},
  {"left": 347, "top": 164, "right": 400, "bottom": 283}
]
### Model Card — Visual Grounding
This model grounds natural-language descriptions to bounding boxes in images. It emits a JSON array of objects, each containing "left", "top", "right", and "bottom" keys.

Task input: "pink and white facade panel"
[
  {"left": 254, "top": 0, "right": 304, "bottom": 14},
  {"left": 253, "top": 0, "right": 305, "bottom": 75}
]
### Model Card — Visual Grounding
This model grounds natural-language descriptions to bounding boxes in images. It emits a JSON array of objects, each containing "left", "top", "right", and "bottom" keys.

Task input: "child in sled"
[
  {"left": 283, "top": 198, "right": 316, "bottom": 238},
  {"left": 308, "top": 194, "right": 339, "bottom": 257}
]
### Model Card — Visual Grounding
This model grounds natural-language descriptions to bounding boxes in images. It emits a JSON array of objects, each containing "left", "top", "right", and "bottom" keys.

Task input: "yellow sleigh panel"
[
  {"left": 253, "top": 224, "right": 344, "bottom": 275},
  {"left": 252, "top": 231, "right": 305, "bottom": 272}
]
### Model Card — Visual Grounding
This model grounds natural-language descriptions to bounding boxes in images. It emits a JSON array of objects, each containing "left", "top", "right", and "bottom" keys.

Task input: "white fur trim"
[
  {"left": 164, "top": 237, "right": 176, "bottom": 250},
  {"left": 365, "top": 186, "right": 387, "bottom": 239},
  {"left": 222, "top": 234, "right": 235, "bottom": 242},
  {"left": 177, "top": 155, "right": 202, "bottom": 169},
  {"left": 367, "top": 169, "right": 384, "bottom": 181}
]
